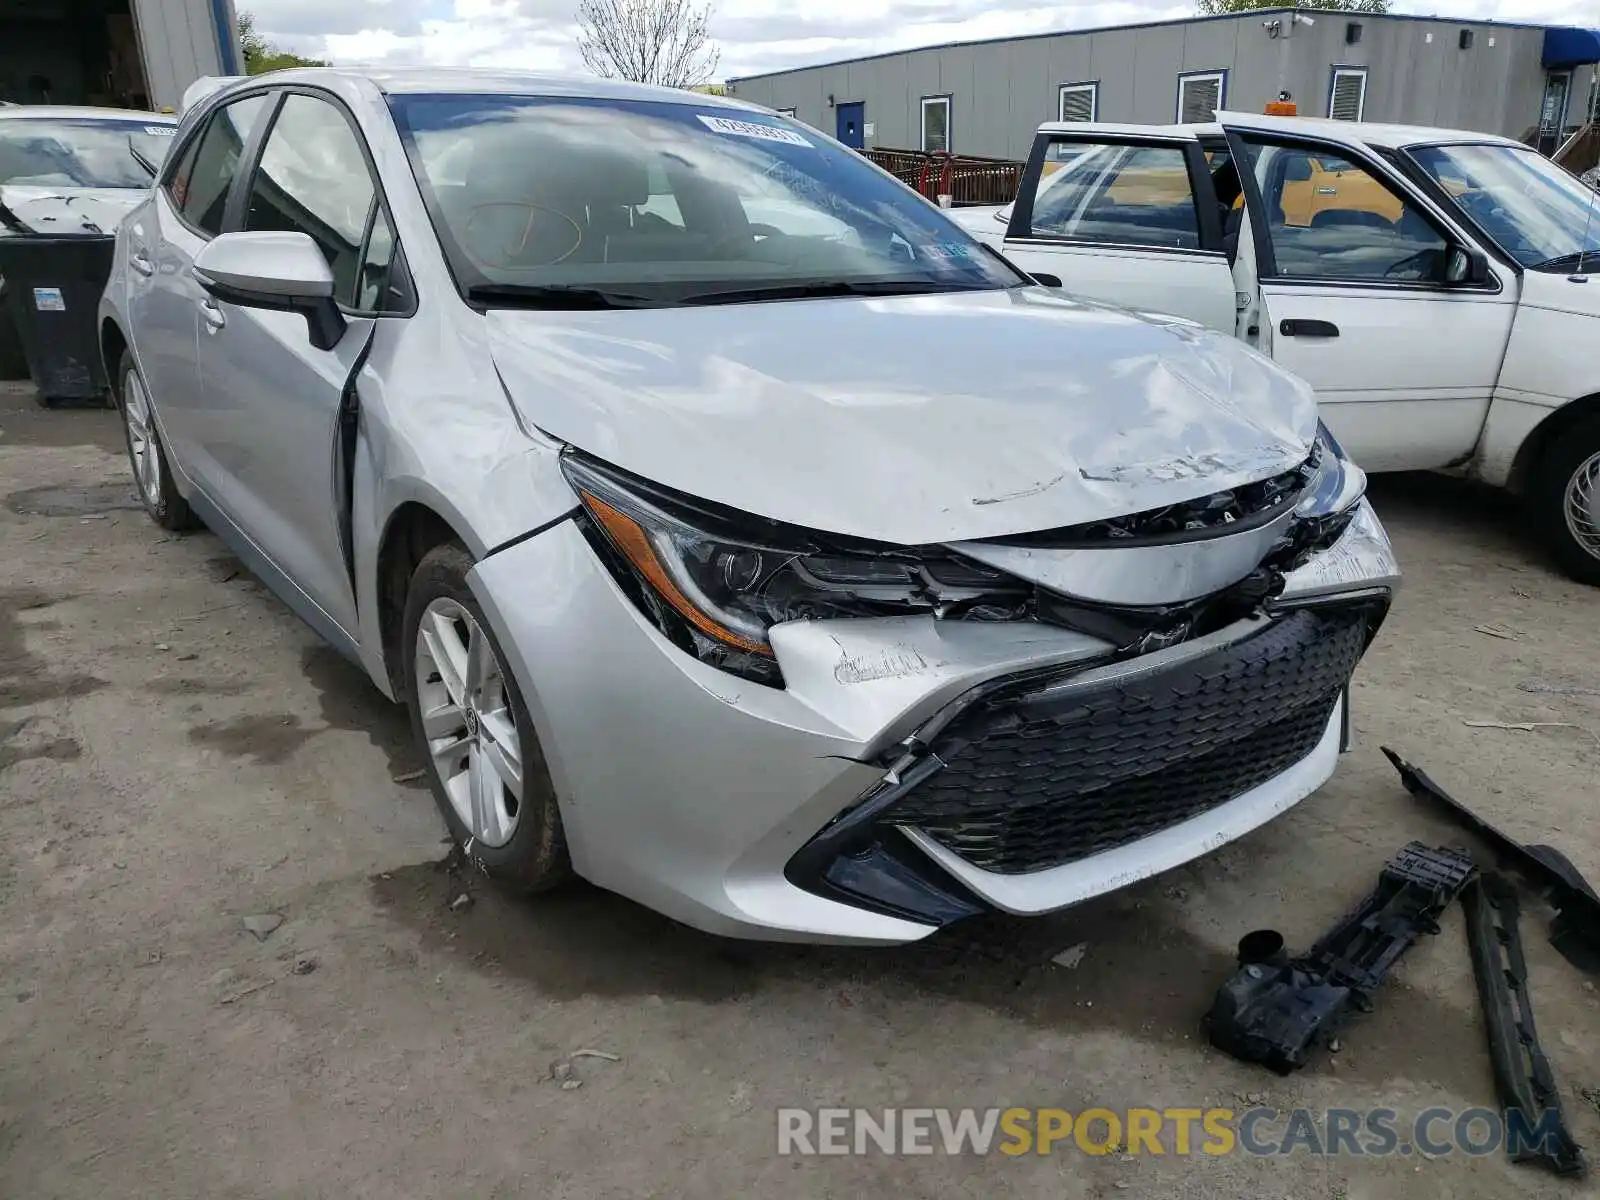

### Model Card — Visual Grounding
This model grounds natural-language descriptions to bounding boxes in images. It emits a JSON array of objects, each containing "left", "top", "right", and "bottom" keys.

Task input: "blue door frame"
[{"left": 835, "top": 102, "right": 864, "bottom": 149}]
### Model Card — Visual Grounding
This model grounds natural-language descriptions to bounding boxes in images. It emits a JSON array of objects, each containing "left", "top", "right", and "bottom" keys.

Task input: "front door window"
[{"left": 1240, "top": 140, "right": 1448, "bottom": 283}]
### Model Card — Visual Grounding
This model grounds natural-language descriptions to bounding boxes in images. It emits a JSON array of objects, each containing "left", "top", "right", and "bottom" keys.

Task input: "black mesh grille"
[{"left": 892, "top": 605, "right": 1372, "bottom": 875}]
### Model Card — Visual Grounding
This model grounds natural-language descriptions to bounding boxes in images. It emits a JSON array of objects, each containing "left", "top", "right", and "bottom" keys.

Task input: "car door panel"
[
  {"left": 1227, "top": 129, "right": 1514, "bottom": 473},
  {"left": 194, "top": 89, "right": 391, "bottom": 640},
  {"left": 1259, "top": 285, "right": 1515, "bottom": 471},
  {"left": 1002, "top": 242, "right": 1237, "bottom": 331},
  {"left": 137, "top": 92, "right": 272, "bottom": 493},
  {"left": 198, "top": 305, "right": 375, "bottom": 636},
  {"left": 124, "top": 195, "right": 203, "bottom": 473},
  {"left": 1001, "top": 132, "right": 1237, "bottom": 332}
]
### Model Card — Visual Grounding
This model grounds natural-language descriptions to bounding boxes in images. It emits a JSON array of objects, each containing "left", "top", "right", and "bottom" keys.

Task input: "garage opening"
[{"left": 0, "top": 0, "right": 151, "bottom": 109}]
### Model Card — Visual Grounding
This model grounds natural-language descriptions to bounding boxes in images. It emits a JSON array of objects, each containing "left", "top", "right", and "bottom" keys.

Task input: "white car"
[
  {"left": 0, "top": 105, "right": 177, "bottom": 377},
  {"left": 954, "top": 113, "right": 1600, "bottom": 583}
]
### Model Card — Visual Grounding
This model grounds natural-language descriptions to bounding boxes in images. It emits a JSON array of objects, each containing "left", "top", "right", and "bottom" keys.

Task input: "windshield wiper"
[
  {"left": 676, "top": 279, "right": 979, "bottom": 306},
  {"left": 127, "top": 135, "right": 158, "bottom": 178},
  {"left": 465, "top": 283, "right": 663, "bottom": 309}
]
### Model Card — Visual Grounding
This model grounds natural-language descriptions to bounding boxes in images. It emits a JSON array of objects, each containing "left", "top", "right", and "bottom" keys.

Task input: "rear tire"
[
  {"left": 115, "top": 352, "right": 198, "bottom": 531},
  {"left": 1531, "top": 414, "right": 1600, "bottom": 586},
  {"left": 403, "top": 542, "right": 571, "bottom": 891}
]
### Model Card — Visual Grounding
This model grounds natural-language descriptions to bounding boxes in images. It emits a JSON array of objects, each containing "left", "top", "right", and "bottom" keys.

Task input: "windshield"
[
  {"left": 0, "top": 117, "right": 176, "bottom": 189},
  {"left": 1408, "top": 142, "right": 1600, "bottom": 270},
  {"left": 389, "top": 94, "right": 1021, "bottom": 306}
]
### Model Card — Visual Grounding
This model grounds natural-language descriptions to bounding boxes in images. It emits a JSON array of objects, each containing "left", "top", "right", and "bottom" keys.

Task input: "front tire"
[
  {"left": 115, "top": 352, "right": 198, "bottom": 531},
  {"left": 1531, "top": 415, "right": 1600, "bottom": 586},
  {"left": 403, "top": 542, "right": 571, "bottom": 890}
]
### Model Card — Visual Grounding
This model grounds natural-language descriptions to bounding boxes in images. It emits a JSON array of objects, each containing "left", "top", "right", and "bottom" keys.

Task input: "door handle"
[
  {"left": 129, "top": 251, "right": 154, "bottom": 277},
  {"left": 199, "top": 298, "right": 226, "bottom": 331},
  {"left": 1279, "top": 318, "right": 1339, "bottom": 338}
]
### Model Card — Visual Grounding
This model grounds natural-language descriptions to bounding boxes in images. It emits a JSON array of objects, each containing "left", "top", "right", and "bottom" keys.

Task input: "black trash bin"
[{"left": 0, "top": 233, "right": 116, "bottom": 406}]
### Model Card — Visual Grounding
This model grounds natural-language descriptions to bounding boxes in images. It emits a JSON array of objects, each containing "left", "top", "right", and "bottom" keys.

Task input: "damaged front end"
[{"left": 556, "top": 422, "right": 1396, "bottom": 930}]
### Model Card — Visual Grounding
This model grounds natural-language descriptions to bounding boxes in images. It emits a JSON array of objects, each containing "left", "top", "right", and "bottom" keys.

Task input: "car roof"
[
  {"left": 1214, "top": 111, "right": 1525, "bottom": 150},
  {"left": 237, "top": 66, "right": 765, "bottom": 112},
  {"left": 0, "top": 105, "right": 176, "bottom": 123},
  {"left": 1040, "top": 112, "right": 1527, "bottom": 152},
  {"left": 1038, "top": 120, "right": 1221, "bottom": 139}
]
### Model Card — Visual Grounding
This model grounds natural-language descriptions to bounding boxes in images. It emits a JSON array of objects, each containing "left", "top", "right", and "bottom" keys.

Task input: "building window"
[
  {"left": 1328, "top": 68, "right": 1367, "bottom": 121},
  {"left": 1176, "top": 70, "right": 1226, "bottom": 123},
  {"left": 921, "top": 95, "right": 951, "bottom": 153},
  {"left": 1058, "top": 82, "right": 1098, "bottom": 123}
]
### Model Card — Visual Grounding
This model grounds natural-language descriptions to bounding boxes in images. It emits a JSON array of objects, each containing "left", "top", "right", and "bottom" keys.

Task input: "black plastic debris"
[
  {"left": 1461, "top": 874, "right": 1585, "bottom": 1176},
  {"left": 1205, "top": 842, "right": 1475, "bottom": 1074},
  {"left": 1383, "top": 746, "right": 1600, "bottom": 976}
]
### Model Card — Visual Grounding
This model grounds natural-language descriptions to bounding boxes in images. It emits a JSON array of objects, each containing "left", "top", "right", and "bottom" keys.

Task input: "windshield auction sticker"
[
  {"left": 696, "top": 115, "right": 812, "bottom": 147},
  {"left": 32, "top": 287, "right": 66, "bottom": 313}
]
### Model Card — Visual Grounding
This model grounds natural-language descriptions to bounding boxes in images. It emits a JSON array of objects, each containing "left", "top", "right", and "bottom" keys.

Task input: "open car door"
[
  {"left": 997, "top": 124, "right": 1239, "bottom": 333},
  {"left": 1221, "top": 118, "right": 1516, "bottom": 472}
]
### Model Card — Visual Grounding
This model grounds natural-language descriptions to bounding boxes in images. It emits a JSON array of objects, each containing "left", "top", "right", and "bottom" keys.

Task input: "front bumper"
[{"left": 470, "top": 499, "right": 1398, "bottom": 944}]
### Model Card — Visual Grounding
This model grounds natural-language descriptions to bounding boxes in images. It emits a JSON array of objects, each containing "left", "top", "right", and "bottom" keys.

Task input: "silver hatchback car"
[{"left": 101, "top": 68, "right": 1398, "bottom": 944}]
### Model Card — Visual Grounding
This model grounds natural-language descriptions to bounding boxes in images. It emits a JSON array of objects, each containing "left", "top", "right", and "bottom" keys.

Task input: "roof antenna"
[
  {"left": 1574, "top": 78, "right": 1596, "bottom": 286},
  {"left": 1573, "top": 182, "right": 1595, "bottom": 284}
]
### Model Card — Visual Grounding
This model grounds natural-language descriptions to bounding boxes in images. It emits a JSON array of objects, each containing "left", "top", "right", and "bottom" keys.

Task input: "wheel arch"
[
  {"left": 1507, "top": 391, "right": 1600, "bottom": 496},
  {"left": 100, "top": 317, "right": 129, "bottom": 400},
  {"left": 375, "top": 499, "right": 471, "bottom": 696}
]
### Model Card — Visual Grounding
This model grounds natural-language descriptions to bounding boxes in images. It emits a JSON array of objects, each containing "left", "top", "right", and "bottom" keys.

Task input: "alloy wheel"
[
  {"left": 414, "top": 597, "right": 524, "bottom": 848},
  {"left": 1564, "top": 450, "right": 1600, "bottom": 563},
  {"left": 122, "top": 370, "right": 162, "bottom": 508}
]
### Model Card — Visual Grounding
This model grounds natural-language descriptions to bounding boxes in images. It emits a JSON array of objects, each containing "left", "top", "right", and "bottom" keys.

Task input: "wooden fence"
[{"left": 862, "top": 147, "right": 1025, "bottom": 207}]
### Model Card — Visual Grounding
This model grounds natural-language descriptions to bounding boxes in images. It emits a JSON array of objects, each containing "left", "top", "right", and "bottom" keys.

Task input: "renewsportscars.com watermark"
[{"left": 776, "top": 1106, "right": 1572, "bottom": 1159}]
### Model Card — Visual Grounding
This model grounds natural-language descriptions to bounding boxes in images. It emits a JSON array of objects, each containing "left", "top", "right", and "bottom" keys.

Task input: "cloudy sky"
[{"left": 247, "top": 0, "right": 1600, "bottom": 82}]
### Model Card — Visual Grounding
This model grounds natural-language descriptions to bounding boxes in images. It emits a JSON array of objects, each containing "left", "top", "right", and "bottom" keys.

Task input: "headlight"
[
  {"left": 1266, "top": 422, "right": 1367, "bottom": 573},
  {"left": 1297, "top": 421, "right": 1365, "bottom": 519},
  {"left": 562, "top": 455, "right": 1027, "bottom": 686}
]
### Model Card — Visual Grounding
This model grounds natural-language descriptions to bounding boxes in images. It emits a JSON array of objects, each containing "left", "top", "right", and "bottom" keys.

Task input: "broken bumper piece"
[
  {"left": 471, "top": 500, "right": 1396, "bottom": 944},
  {"left": 1205, "top": 843, "right": 1475, "bottom": 1074},
  {"left": 1383, "top": 746, "right": 1600, "bottom": 975},
  {"left": 1462, "top": 874, "right": 1586, "bottom": 1177}
]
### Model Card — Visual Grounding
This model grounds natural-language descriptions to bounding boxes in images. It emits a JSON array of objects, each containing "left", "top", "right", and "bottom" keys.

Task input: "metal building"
[
  {"left": 726, "top": 10, "right": 1600, "bottom": 161},
  {"left": 0, "top": 0, "right": 240, "bottom": 112}
]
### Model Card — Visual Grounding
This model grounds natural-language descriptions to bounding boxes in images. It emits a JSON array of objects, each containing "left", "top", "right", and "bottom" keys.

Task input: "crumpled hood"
[
  {"left": 0, "top": 185, "right": 144, "bottom": 236},
  {"left": 486, "top": 287, "right": 1317, "bottom": 544}
]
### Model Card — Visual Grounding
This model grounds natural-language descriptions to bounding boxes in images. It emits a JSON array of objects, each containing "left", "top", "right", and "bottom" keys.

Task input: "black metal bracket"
[
  {"left": 1461, "top": 874, "right": 1586, "bottom": 1176},
  {"left": 1205, "top": 842, "right": 1475, "bottom": 1074},
  {"left": 1382, "top": 746, "right": 1600, "bottom": 975}
]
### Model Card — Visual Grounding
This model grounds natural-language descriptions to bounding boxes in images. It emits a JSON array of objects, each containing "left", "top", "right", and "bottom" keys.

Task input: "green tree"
[
  {"left": 237, "top": 10, "right": 329, "bottom": 73},
  {"left": 1198, "top": 0, "right": 1388, "bottom": 13}
]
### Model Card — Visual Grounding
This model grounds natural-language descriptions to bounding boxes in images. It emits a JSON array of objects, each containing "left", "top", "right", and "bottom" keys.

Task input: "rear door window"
[
  {"left": 167, "top": 95, "right": 268, "bottom": 237},
  {"left": 1024, "top": 140, "right": 1201, "bottom": 249}
]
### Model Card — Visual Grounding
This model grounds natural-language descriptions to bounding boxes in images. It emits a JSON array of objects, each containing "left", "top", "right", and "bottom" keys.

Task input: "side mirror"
[
  {"left": 1030, "top": 272, "right": 1063, "bottom": 288},
  {"left": 192, "top": 231, "right": 346, "bottom": 350},
  {"left": 1443, "top": 243, "right": 1490, "bottom": 287}
]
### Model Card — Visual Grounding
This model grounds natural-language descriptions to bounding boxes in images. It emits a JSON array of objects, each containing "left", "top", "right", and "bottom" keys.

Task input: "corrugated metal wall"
[
  {"left": 728, "top": 13, "right": 1558, "bottom": 158},
  {"left": 132, "top": 0, "right": 239, "bottom": 110}
]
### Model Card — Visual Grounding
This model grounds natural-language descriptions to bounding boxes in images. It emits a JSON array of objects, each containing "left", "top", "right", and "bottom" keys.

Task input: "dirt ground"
[{"left": 1, "top": 379, "right": 1598, "bottom": 1199}]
